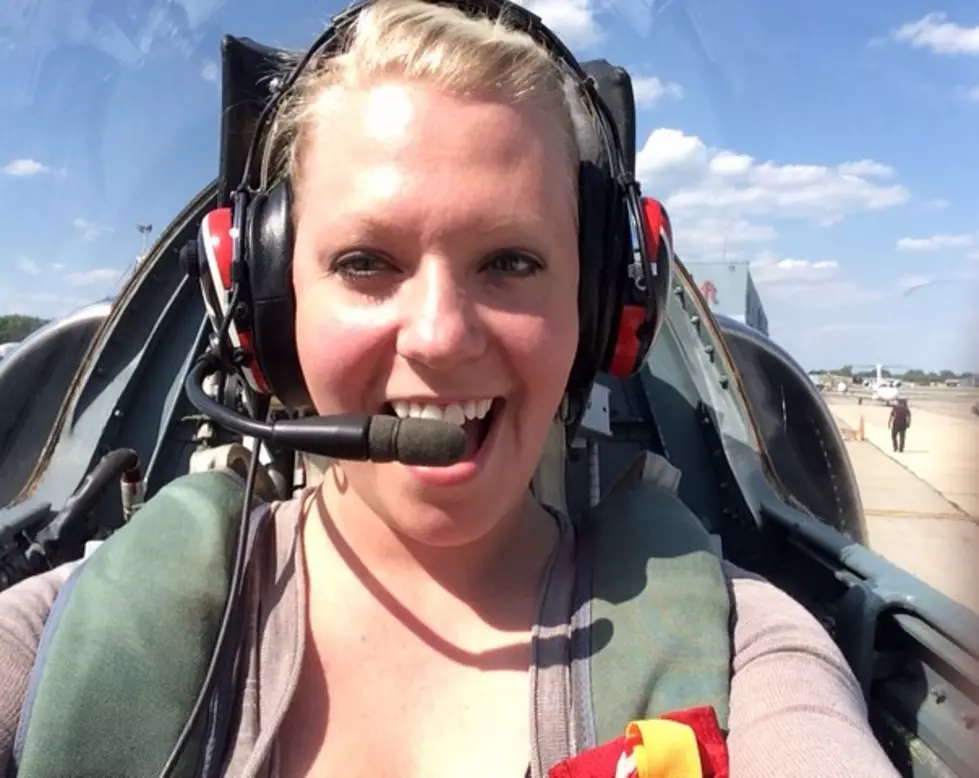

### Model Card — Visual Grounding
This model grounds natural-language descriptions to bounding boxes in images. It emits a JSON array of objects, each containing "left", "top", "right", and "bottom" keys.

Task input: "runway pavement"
[{"left": 825, "top": 393, "right": 978, "bottom": 613}]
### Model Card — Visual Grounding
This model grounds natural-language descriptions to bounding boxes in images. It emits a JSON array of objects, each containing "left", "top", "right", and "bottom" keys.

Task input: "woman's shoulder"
[
  {"left": 723, "top": 561, "right": 839, "bottom": 649},
  {"left": 723, "top": 559, "right": 860, "bottom": 696},
  {"left": 0, "top": 559, "right": 82, "bottom": 770},
  {"left": 0, "top": 488, "right": 304, "bottom": 641},
  {"left": 722, "top": 561, "right": 900, "bottom": 777},
  {"left": 0, "top": 558, "right": 81, "bottom": 655}
]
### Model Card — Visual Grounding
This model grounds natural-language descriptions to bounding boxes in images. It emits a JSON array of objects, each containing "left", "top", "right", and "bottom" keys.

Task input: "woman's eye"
[
  {"left": 484, "top": 251, "right": 543, "bottom": 277},
  {"left": 330, "top": 251, "right": 397, "bottom": 278}
]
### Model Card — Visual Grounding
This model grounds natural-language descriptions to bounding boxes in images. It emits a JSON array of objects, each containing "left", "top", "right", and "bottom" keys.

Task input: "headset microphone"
[{"left": 184, "top": 357, "right": 467, "bottom": 466}]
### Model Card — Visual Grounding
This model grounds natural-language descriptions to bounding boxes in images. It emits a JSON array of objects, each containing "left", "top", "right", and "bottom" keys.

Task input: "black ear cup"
[
  {"left": 564, "top": 160, "right": 630, "bottom": 419},
  {"left": 244, "top": 178, "right": 311, "bottom": 409}
]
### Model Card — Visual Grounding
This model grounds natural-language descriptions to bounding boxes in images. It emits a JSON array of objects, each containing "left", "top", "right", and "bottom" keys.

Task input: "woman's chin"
[
  {"left": 361, "top": 476, "right": 526, "bottom": 553},
  {"left": 333, "top": 407, "right": 543, "bottom": 550},
  {"left": 386, "top": 508, "right": 500, "bottom": 550},
  {"left": 379, "top": 474, "right": 519, "bottom": 547}
]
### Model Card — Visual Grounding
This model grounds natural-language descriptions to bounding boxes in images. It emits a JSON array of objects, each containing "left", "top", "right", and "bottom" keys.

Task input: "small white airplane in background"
[
  {"left": 851, "top": 363, "right": 905, "bottom": 404},
  {"left": 871, "top": 379, "right": 900, "bottom": 403}
]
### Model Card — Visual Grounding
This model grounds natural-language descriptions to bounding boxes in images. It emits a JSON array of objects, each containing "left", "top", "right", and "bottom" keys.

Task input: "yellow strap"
[{"left": 626, "top": 720, "right": 703, "bottom": 778}]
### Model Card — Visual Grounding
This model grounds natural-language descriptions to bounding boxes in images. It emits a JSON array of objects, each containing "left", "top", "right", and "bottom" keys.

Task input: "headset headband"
[{"left": 238, "top": 0, "right": 634, "bottom": 195}]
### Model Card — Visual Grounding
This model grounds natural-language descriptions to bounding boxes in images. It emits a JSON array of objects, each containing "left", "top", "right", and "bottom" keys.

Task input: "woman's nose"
[{"left": 396, "top": 263, "right": 487, "bottom": 369}]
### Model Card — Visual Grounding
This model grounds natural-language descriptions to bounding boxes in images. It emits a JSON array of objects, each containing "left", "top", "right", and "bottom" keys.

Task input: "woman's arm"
[
  {"left": 0, "top": 561, "right": 79, "bottom": 773},
  {"left": 724, "top": 563, "right": 900, "bottom": 777}
]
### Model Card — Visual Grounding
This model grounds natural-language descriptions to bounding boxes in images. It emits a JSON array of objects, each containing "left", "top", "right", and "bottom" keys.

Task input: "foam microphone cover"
[{"left": 367, "top": 415, "right": 467, "bottom": 466}]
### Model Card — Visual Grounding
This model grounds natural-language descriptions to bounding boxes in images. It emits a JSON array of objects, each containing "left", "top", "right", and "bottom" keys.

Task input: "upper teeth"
[{"left": 390, "top": 399, "right": 494, "bottom": 426}]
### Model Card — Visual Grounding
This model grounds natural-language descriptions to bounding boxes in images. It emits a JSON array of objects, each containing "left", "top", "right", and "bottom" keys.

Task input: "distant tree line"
[
  {"left": 813, "top": 365, "right": 974, "bottom": 384},
  {"left": 0, "top": 314, "right": 49, "bottom": 344}
]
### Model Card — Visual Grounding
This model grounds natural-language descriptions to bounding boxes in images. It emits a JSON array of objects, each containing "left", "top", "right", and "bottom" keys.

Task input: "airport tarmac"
[
  {"left": 824, "top": 393, "right": 979, "bottom": 613},
  {"left": 840, "top": 384, "right": 979, "bottom": 422}
]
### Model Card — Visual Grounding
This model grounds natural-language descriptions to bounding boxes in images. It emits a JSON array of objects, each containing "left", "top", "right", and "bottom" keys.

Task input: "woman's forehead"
[
  {"left": 294, "top": 81, "right": 577, "bottom": 233},
  {"left": 309, "top": 82, "right": 417, "bottom": 143}
]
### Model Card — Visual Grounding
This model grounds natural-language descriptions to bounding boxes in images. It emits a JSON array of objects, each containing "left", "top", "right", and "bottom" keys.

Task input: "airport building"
[{"left": 684, "top": 260, "right": 769, "bottom": 337}]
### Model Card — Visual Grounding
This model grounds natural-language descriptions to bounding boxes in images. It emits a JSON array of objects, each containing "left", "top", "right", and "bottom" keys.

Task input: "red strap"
[
  {"left": 545, "top": 706, "right": 728, "bottom": 778},
  {"left": 547, "top": 735, "right": 626, "bottom": 778},
  {"left": 660, "top": 707, "right": 729, "bottom": 778}
]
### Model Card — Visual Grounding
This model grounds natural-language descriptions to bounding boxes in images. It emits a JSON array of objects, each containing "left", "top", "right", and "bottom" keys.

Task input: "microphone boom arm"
[{"left": 184, "top": 357, "right": 466, "bottom": 466}]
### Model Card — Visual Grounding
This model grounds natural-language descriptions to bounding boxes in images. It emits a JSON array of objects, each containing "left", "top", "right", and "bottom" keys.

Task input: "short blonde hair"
[{"left": 260, "top": 0, "right": 600, "bottom": 196}]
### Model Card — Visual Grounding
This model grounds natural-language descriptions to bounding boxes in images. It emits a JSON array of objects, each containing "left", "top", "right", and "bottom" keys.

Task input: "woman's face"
[{"left": 291, "top": 79, "right": 579, "bottom": 545}]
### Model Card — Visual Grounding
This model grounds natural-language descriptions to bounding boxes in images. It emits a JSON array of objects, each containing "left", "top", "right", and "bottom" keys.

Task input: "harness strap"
[
  {"left": 529, "top": 513, "right": 578, "bottom": 778},
  {"left": 10, "top": 470, "right": 268, "bottom": 778}
]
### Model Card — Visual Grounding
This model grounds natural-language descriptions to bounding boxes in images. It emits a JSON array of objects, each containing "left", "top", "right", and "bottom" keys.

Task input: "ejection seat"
[{"left": 531, "top": 408, "right": 721, "bottom": 560}]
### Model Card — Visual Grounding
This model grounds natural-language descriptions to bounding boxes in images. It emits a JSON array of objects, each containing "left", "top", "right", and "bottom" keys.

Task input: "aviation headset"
[{"left": 196, "top": 0, "right": 676, "bottom": 428}]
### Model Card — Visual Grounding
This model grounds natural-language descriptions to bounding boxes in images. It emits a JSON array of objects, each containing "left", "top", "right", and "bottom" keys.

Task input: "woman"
[{"left": 0, "top": 1, "right": 899, "bottom": 776}]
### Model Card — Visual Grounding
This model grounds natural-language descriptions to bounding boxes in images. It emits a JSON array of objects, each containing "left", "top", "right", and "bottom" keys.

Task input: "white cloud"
[
  {"left": 2, "top": 158, "right": 49, "bottom": 176},
  {"left": 632, "top": 76, "right": 683, "bottom": 107},
  {"left": 201, "top": 59, "right": 219, "bottom": 84},
  {"left": 513, "top": 0, "right": 603, "bottom": 48},
  {"left": 709, "top": 152, "right": 754, "bottom": 177},
  {"left": 65, "top": 268, "right": 123, "bottom": 286},
  {"left": 637, "top": 128, "right": 910, "bottom": 224},
  {"left": 672, "top": 217, "right": 776, "bottom": 261},
  {"left": 637, "top": 128, "right": 709, "bottom": 178},
  {"left": 896, "top": 233, "right": 974, "bottom": 252},
  {"left": 748, "top": 251, "right": 881, "bottom": 308},
  {"left": 751, "top": 252, "right": 840, "bottom": 286},
  {"left": 838, "top": 159, "right": 895, "bottom": 177},
  {"left": 73, "top": 217, "right": 112, "bottom": 241},
  {"left": 924, "top": 198, "right": 951, "bottom": 209},
  {"left": 16, "top": 256, "right": 40, "bottom": 275},
  {"left": 892, "top": 13, "right": 979, "bottom": 56}
]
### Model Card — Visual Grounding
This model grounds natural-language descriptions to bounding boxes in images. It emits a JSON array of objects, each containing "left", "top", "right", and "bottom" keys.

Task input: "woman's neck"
[{"left": 301, "top": 470, "right": 561, "bottom": 622}]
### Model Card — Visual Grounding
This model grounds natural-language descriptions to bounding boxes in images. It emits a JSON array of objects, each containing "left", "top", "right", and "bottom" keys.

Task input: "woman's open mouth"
[{"left": 381, "top": 397, "right": 504, "bottom": 461}]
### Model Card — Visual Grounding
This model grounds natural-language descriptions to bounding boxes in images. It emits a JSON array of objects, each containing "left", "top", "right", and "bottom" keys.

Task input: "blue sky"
[{"left": 1, "top": 0, "right": 977, "bottom": 372}]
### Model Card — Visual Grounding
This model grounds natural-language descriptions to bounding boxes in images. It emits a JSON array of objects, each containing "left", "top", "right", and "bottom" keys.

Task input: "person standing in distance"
[{"left": 889, "top": 398, "right": 912, "bottom": 452}]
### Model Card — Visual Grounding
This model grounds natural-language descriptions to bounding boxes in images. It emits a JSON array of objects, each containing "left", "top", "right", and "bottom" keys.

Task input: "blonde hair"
[{"left": 260, "top": 0, "right": 600, "bottom": 195}]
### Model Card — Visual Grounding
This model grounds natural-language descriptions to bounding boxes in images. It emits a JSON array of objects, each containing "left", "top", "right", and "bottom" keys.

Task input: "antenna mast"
[{"left": 136, "top": 224, "right": 153, "bottom": 263}]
